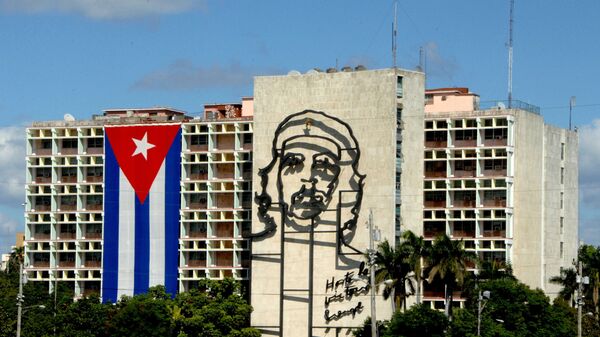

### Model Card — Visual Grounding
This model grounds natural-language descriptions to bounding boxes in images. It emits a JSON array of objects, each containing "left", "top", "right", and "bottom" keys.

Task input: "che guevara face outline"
[{"left": 277, "top": 137, "right": 341, "bottom": 221}]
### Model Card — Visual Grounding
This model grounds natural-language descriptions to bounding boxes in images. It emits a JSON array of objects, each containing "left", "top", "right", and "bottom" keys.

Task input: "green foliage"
[
  {"left": 351, "top": 317, "right": 387, "bottom": 337},
  {"left": 451, "top": 278, "right": 577, "bottom": 337},
  {"left": 383, "top": 303, "right": 448, "bottom": 337},
  {"left": 0, "top": 276, "right": 258, "bottom": 337}
]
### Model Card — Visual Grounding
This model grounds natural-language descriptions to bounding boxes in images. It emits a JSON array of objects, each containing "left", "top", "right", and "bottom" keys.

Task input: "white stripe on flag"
[
  {"left": 149, "top": 161, "right": 166, "bottom": 288},
  {"left": 118, "top": 171, "right": 136, "bottom": 298}
]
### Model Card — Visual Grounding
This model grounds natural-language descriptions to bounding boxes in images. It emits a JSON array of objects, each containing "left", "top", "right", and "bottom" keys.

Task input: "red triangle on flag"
[{"left": 106, "top": 124, "right": 181, "bottom": 204}]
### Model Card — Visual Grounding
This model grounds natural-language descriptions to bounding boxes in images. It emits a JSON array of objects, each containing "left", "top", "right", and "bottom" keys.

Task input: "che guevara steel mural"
[
  {"left": 245, "top": 109, "right": 369, "bottom": 333},
  {"left": 247, "top": 109, "right": 366, "bottom": 254}
]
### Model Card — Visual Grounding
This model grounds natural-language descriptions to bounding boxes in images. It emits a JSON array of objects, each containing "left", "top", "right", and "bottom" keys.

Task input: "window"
[
  {"left": 87, "top": 167, "right": 103, "bottom": 177},
  {"left": 560, "top": 192, "right": 564, "bottom": 209},
  {"left": 560, "top": 242, "right": 564, "bottom": 259},
  {"left": 87, "top": 138, "right": 102, "bottom": 148},
  {"left": 62, "top": 167, "right": 77, "bottom": 177},
  {"left": 455, "top": 129, "right": 476, "bottom": 141},
  {"left": 62, "top": 139, "right": 77, "bottom": 148},
  {"left": 561, "top": 167, "right": 565, "bottom": 184},
  {"left": 496, "top": 118, "right": 508, "bottom": 126},
  {"left": 191, "top": 135, "right": 208, "bottom": 145},
  {"left": 561, "top": 143, "right": 565, "bottom": 160},
  {"left": 425, "top": 94, "right": 433, "bottom": 104},
  {"left": 243, "top": 134, "right": 253, "bottom": 144},
  {"left": 41, "top": 139, "right": 52, "bottom": 149},
  {"left": 454, "top": 120, "right": 463, "bottom": 128},
  {"left": 396, "top": 76, "right": 403, "bottom": 98},
  {"left": 560, "top": 217, "right": 564, "bottom": 234},
  {"left": 484, "top": 128, "right": 507, "bottom": 140}
]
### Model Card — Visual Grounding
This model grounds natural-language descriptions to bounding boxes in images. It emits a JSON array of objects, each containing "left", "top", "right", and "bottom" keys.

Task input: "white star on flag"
[{"left": 132, "top": 132, "right": 155, "bottom": 159}]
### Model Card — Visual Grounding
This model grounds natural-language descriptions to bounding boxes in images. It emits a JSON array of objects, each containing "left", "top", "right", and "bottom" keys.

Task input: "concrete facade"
[
  {"left": 24, "top": 105, "right": 253, "bottom": 298},
  {"left": 419, "top": 88, "right": 578, "bottom": 304},
  {"left": 250, "top": 68, "right": 425, "bottom": 337}
]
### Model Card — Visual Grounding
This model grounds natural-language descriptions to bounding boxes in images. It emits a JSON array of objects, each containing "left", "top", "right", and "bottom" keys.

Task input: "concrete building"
[
  {"left": 24, "top": 103, "right": 253, "bottom": 298},
  {"left": 249, "top": 67, "right": 425, "bottom": 336},
  {"left": 415, "top": 88, "right": 578, "bottom": 305}
]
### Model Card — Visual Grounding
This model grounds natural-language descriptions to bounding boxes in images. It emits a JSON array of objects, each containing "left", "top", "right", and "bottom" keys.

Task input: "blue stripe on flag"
[
  {"left": 134, "top": 196, "right": 150, "bottom": 295},
  {"left": 102, "top": 137, "right": 119, "bottom": 303},
  {"left": 164, "top": 129, "right": 181, "bottom": 296}
]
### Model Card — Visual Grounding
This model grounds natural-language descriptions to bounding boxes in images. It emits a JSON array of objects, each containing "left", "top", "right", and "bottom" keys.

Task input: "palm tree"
[
  {"left": 373, "top": 240, "right": 414, "bottom": 312},
  {"left": 426, "top": 234, "right": 478, "bottom": 320},
  {"left": 478, "top": 259, "right": 516, "bottom": 281},
  {"left": 401, "top": 230, "right": 427, "bottom": 304},
  {"left": 550, "top": 267, "right": 577, "bottom": 306}
]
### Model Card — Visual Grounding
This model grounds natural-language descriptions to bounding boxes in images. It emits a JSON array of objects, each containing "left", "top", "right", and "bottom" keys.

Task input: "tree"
[
  {"left": 401, "top": 230, "right": 427, "bottom": 304},
  {"left": 426, "top": 234, "right": 478, "bottom": 320},
  {"left": 373, "top": 240, "right": 414, "bottom": 312},
  {"left": 383, "top": 303, "right": 448, "bottom": 337},
  {"left": 579, "top": 244, "right": 600, "bottom": 316},
  {"left": 549, "top": 267, "right": 577, "bottom": 306}
]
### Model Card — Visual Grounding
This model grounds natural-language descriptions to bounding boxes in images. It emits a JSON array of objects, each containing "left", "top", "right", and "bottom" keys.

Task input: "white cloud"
[
  {"left": 579, "top": 120, "right": 600, "bottom": 207},
  {"left": 133, "top": 60, "right": 283, "bottom": 91},
  {"left": 0, "top": 127, "right": 26, "bottom": 206},
  {"left": 422, "top": 41, "right": 458, "bottom": 81},
  {"left": 0, "top": 0, "right": 200, "bottom": 19}
]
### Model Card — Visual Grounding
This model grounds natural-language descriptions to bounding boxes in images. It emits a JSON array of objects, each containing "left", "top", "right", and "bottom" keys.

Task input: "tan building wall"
[{"left": 250, "top": 68, "right": 424, "bottom": 337}]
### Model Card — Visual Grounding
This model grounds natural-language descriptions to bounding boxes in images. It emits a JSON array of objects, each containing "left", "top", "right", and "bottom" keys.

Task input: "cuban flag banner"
[{"left": 102, "top": 123, "right": 181, "bottom": 303}]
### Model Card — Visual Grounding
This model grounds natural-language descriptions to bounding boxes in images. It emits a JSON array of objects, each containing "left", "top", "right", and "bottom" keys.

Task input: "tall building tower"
[
  {"left": 249, "top": 67, "right": 425, "bottom": 337},
  {"left": 414, "top": 88, "right": 578, "bottom": 306},
  {"left": 24, "top": 102, "right": 253, "bottom": 298}
]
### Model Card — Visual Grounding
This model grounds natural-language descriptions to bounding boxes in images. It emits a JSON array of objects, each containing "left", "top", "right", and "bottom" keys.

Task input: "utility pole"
[
  {"left": 16, "top": 262, "right": 24, "bottom": 337},
  {"left": 477, "top": 290, "right": 490, "bottom": 337},
  {"left": 368, "top": 210, "right": 378, "bottom": 337},
  {"left": 577, "top": 259, "right": 583, "bottom": 337}
]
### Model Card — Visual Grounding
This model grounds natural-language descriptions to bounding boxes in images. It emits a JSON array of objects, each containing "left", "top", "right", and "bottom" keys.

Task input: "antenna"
[
  {"left": 569, "top": 96, "right": 576, "bottom": 130},
  {"left": 392, "top": 0, "right": 398, "bottom": 69},
  {"left": 507, "top": 0, "right": 514, "bottom": 108}
]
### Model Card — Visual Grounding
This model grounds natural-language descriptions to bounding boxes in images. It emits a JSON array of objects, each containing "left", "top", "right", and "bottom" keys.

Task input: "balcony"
[
  {"left": 452, "top": 200, "right": 476, "bottom": 208},
  {"left": 482, "top": 169, "right": 507, "bottom": 177},
  {"left": 58, "top": 261, "right": 75, "bottom": 268},
  {"left": 213, "top": 252, "right": 233, "bottom": 267},
  {"left": 83, "top": 261, "right": 101, "bottom": 268},
  {"left": 33, "top": 148, "right": 52, "bottom": 155},
  {"left": 425, "top": 140, "right": 447, "bottom": 148},
  {"left": 452, "top": 230, "right": 475, "bottom": 238},
  {"left": 242, "top": 143, "right": 252, "bottom": 150},
  {"left": 189, "top": 144, "right": 209, "bottom": 152},
  {"left": 85, "top": 147, "right": 103, "bottom": 155},
  {"left": 453, "top": 139, "right": 477, "bottom": 148},
  {"left": 482, "top": 138, "right": 507, "bottom": 147},
  {"left": 453, "top": 169, "right": 476, "bottom": 178},
  {"left": 213, "top": 172, "right": 234, "bottom": 179},
  {"left": 85, "top": 176, "right": 102, "bottom": 183},
  {"left": 215, "top": 223, "right": 234, "bottom": 238},
  {"left": 424, "top": 230, "right": 445, "bottom": 238},
  {"left": 189, "top": 230, "right": 207, "bottom": 238},
  {"left": 482, "top": 230, "right": 506, "bottom": 238},
  {"left": 33, "top": 205, "right": 51, "bottom": 212},
  {"left": 34, "top": 177, "right": 51, "bottom": 184},
  {"left": 84, "top": 232, "right": 102, "bottom": 239},
  {"left": 59, "top": 204, "right": 76, "bottom": 211},
  {"left": 59, "top": 148, "right": 78, "bottom": 155},
  {"left": 60, "top": 176, "right": 77, "bottom": 183},
  {"left": 425, "top": 171, "right": 446, "bottom": 178},
  {"left": 32, "top": 233, "right": 51, "bottom": 240},
  {"left": 31, "top": 261, "right": 50, "bottom": 268},
  {"left": 424, "top": 200, "right": 446, "bottom": 208},
  {"left": 85, "top": 204, "right": 103, "bottom": 211},
  {"left": 58, "top": 232, "right": 76, "bottom": 240},
  {"left": 423, "top": 290, "right": 464, "bottom": 299},
  {"left": 482, "top": 199, "right": 507, "bottom": 207},
  {"left": 188, "top": 259, "right": 206, "bottom": 267},
  {"left": 189, "top": 202, "right": 207, "bottom": 210},
  {"left": 189, "top": 173, "right": 208, "bottom": 180}
]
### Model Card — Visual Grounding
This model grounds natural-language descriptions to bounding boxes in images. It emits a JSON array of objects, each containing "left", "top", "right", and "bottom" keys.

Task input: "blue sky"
[{"left": 0, "top": 0, "right": 599, "bottom": 253}]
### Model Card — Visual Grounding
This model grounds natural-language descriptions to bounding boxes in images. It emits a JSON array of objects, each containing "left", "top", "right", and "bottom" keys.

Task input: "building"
[
  {"left": 1, "top": 232, "right": 26, "bottom": 272},
  {"left": 249, "top": 67, "right": 425, "bottom": 336},
  {"left": 416, "top": 88, "right": 578, "bottom": 305},
  {"left": 24, "top": 103, "right": 253, "bottom": 298},
  {"left": 22, "top": 68, "right": 578, "bottom": 334}
]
